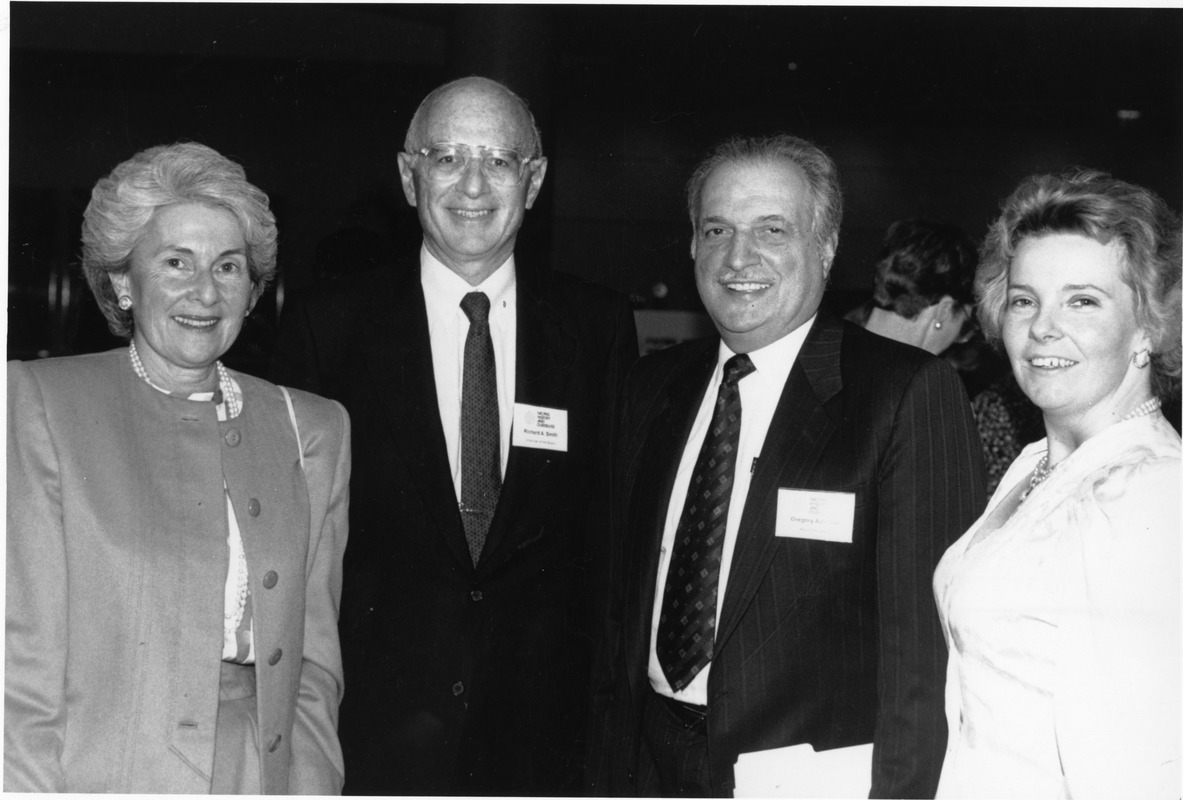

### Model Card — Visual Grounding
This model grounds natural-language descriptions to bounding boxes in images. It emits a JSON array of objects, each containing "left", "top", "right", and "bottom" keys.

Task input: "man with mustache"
[{"left": 588, "top": 134, "right": 985, "bottom": 798}]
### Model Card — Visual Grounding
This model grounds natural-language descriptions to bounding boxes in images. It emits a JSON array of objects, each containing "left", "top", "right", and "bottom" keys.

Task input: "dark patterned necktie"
[
  {"left": 460, "top": 292, "right": 501, "bottom": 566},
  {"left": 656, "top": 353, "right": 755, "bottom": 692}
]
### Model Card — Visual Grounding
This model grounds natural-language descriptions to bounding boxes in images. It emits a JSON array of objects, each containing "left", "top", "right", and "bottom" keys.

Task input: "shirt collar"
[
  {"left": 420, "top": 243, "right": 516, "bottom": 313},
  {"left": 716, "top": 313, "right": 817, "bottom": 391}
]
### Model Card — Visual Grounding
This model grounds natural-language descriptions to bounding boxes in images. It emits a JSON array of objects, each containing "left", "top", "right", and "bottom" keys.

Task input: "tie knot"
[
  {"left": 460, "top": 292, "right": 491, "bottom": 324},
  {"left": 722, "top": 353, "right": 755, "bottom": 389}
]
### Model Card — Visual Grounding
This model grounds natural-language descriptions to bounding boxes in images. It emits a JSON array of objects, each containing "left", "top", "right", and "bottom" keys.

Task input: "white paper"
[{"left": 734, "top": 741, "right": 872, "bottom": 798}]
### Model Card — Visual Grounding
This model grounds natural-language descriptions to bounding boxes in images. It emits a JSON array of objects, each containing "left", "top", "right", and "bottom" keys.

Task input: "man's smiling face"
[
  {"left": 692, "top": 157, "right": 835, "bottom": 353},
  {"left": 397, "top": 79, "right": 547, "bottom": 285}
]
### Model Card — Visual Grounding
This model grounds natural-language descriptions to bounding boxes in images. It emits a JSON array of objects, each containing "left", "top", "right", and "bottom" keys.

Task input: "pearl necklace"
[
  {"left": 1019, "top": 396, "right": 1163, "bottom": 504},
  {"left": 1019, "top": 454, "right": 1055, "bottom": 503},
  {"left": 1120, "top": 396, "right": 1162, "bottom": 422},
  {"left": 128, "top": 341, "right": 241, "bottom": 419},
  {"left": 224, "top": 495, "right": 250, "bottom": 636}
]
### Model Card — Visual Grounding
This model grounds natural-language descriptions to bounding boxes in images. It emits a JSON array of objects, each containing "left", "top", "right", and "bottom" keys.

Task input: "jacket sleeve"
[
  {"left": 288, "top": 395, "right": 351, "bottom": 794},
  {"left": 1056, "top": 455, "right": 1181, "bottom": 800},
  {"left": 871, "top": 358, "right": 987, "bottom": 799},
  {"left": 4, "top": 362, "right": 69, "bottom": 791},
  {"left": 585, "top": 356, "right": 649, "bottom": 797},
  {"left": 583, "top": 295, "right": 639, "bottom": 662}
]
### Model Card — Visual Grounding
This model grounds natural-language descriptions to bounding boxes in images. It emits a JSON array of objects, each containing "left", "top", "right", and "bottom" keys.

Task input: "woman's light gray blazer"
[{"left": 5, "top": 348, "right": 350, "bottom": 793}]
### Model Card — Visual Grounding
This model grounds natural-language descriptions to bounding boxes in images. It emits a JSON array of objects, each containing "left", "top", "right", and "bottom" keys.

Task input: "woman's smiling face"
[
  {"left": 1002, "top": 232, "right": 1151, "bottom": 431},
  {"left": 111, "top": 202, "right": 256, "bottom": 388}
]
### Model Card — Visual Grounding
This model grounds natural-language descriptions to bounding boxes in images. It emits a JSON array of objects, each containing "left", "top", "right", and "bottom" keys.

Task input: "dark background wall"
[{"left": 9, "top": 4, "right": 1182, "bottom": 374}]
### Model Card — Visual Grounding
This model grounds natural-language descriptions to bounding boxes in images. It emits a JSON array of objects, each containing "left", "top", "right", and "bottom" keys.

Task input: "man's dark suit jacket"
[
  {"left": 587, "top": 310, "right": 987, "bottom": 798},
  {"left": 271, "top": 253, "right": 638, "bottom": 795}
]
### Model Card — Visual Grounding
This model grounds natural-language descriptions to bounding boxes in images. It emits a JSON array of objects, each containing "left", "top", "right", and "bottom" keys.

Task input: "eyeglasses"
[{"left": 411, "top": 142, "right": 537, "bottom": 186}]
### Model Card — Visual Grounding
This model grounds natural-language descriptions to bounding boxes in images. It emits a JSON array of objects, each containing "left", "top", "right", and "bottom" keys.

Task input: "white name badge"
[
  {"left": 776, "top": 488, "right": 856, "bottom": 543},
  {"left": 512, "top": 403, "right": 568, "bottom": 452}
]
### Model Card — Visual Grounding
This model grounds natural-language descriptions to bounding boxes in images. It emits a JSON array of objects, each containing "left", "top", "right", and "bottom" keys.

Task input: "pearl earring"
[
  {"left": 933, "top": 321, "right": 942, "bottom": 330},
  {"left": 118, "top": 295, "right": 133, "bottom": 311}
]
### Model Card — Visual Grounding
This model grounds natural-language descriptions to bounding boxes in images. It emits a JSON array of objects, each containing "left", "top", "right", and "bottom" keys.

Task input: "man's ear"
[
  {"left": 397, "top": 152, "right": 419, "bottom": 207},
  {"left": 819, "top": 234, "right": 838, "bottom": 279},
  {"left": 523, "top": 157, "right": 549, "bottom": 210}
]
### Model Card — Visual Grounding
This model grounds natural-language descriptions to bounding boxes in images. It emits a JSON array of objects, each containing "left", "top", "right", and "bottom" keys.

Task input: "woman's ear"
[
  {"left": 933, "top": 294, "right": 957, "bottom": 325},
  {"left": 109, "top": 271, "right": 131, "bottom": 301},
  {"left": 248, "top": 284, "right": 263, "bottom": 316}
]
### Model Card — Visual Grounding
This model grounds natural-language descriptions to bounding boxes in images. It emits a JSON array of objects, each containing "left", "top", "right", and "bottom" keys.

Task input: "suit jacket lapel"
[
  {"left": 624, "top": 343, "right": 717, "bottom": 696},
  {"left": 362, "top": 265, "right": 472, "bottom": 569},
  {"left": 714, "top": 314, "right": 845, "bottom": 653},
  {"left": 477, "top": 271, "right": 576, "bottom": 569}
]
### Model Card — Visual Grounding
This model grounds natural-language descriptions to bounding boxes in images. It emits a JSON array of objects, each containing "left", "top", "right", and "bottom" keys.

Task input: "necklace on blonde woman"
[
  {"left": 1120, "top": 396, "right": 1162, "bottom": 423},
  {"left": 128, "top": 341, "right": 241, "bottom": 419},
  {"left": 1019, "top": 455, "right": 1056, "bottom": 504},
  {"left": 1019, "top": 396, "right": 1163, "bottom": 504}
]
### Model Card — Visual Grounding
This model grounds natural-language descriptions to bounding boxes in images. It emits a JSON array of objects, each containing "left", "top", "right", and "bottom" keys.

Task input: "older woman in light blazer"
[{"left": 5, "top": 142, "right": 350, "bottom": 793}]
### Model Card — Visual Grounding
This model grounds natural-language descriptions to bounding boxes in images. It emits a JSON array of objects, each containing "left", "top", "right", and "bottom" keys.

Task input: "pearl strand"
[
  {"left": 128, "top": 341, "right": 240, "bottom": 419},
  {"left": 1019, "top": 455, "right": 1055, "bottom": 503},
  {"left": 1119, "top": 396, "right": 1162, "bottom": 422},
  {"left": 1019, "top": 396, "right": 1163, "bottom": 504},
  {"left": 224, "top": 500, "right": 250, "bottom": 634}
]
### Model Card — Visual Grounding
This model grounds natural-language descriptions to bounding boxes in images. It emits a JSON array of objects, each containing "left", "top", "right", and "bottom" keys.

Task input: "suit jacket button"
[
  {"left": 263, "top": 571, "right": 278, "bottom": 589},
  {"left": 268, "top": 734, "right": 282, "bottom": 753},
  {"left": 247, "top": 498, "right": 261, "bottom": 517},
  {"left": 224, "top": 429, "right": 241, "bottom": 447},
  {"left": 268, "top": 648, "right": 283, "bottom": 666},
  {"left": 470, "top": 590, "right": 483, "bottom": 602},
  {"left": 452, "top": 681, "right": 464, "bottom": 696}
]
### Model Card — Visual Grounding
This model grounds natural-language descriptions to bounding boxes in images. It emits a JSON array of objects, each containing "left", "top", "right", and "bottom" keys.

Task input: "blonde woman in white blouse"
[
  {"left": 5, "top": 143, "right": 350, "bottom": 793},
  {"left": 933, "top": 168, "right": 1181, "bottom": 799}
]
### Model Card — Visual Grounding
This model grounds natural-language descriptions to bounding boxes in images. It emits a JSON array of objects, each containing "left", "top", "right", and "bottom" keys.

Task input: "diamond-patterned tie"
[
  {"left": 656, "top": 353, "right": 755, "bottom": 692},
  {"left": 460, "top": 292, "right": 501, "bottom": 566}
]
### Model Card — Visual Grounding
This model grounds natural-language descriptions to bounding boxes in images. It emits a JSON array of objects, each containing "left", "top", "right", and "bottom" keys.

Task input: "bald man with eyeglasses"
[{"left": 272, "top": 76, "right": 638, "bottom": 795}]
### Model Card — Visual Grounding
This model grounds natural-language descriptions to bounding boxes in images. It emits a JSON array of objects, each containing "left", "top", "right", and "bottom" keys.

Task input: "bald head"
[
  {"left": 404, "top": 76, "right": 543, "bottom": 158},
  {"left": 396, "top": 75, "right": 549, "bottom": 285}
]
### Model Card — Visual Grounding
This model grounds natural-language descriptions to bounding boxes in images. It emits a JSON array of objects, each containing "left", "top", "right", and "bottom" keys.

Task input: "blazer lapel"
[
  {"left": 714, "top": 315, "right": 845, "bottom": 653},
  {"left": 624, "top": 344, "right": 717, "bottom": 696},
  {"left": 362, "top": 267, "right": 472, "bottom": 570},
  {"left": 477, "top": 275, "right": 576, "bottom": 569}
]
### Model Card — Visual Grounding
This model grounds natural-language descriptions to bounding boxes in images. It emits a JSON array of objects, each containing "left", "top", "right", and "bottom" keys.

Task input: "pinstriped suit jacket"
[{"left": 588, "top": 310, "right": 987, "bottom": 798}]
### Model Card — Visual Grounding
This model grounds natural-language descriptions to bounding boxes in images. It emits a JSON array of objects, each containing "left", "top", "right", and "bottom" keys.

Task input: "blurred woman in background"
[{"left": 850, "top": 219, "right": 1042, "bottom": 492}]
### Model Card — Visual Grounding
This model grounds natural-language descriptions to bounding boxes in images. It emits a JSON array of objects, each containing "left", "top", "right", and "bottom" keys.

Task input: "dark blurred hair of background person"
[{"left": 847, "top": 219, "right": 1044, "bottom": 494}]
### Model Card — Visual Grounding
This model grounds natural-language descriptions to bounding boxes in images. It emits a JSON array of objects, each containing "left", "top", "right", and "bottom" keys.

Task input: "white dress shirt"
[
  {"left": 648, "top": 316, "right": 816, "bottom": 705},
  {"left": 420, "top": 245, "right": 517, "bottom": 501}
]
